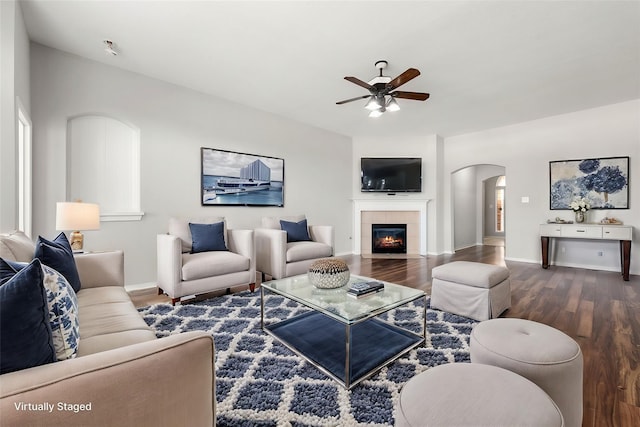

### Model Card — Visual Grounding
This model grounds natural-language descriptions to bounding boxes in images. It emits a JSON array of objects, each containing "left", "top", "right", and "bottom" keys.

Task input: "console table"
[{"left": 540, "top": 224, "right": 633, "bottom": 281}]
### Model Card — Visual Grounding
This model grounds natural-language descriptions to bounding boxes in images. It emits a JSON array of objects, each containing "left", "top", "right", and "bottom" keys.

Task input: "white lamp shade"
[
  {"left": 387, "top": 98, "right": 401, "bottom": 112},
  {"left": 365, "top": 96, "right": 383, "bottom": 111},
  {"left": 56, "top": 202, "right": 100, "bottom": 231}
]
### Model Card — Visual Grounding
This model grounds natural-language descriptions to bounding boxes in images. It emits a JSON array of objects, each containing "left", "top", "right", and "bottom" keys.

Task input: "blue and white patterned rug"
[{"left": 138, "top": 291, "right": 476, "bottom": 426}]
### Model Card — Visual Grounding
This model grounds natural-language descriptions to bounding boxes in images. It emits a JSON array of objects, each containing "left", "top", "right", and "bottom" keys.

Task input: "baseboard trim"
[
  {"left": 504, "top": 257, "right": 637, "bottom": 275},
  {"left": 546, "top": 261, "right": 622, "bottom": 273},
  {"left": 125, "top": 282, "right": 157, "bottom": 292},
  {"left": 504, "top": 257, "right": 538, "bottom": 264},
  {"left": 334, "top": 251, "right": 353, "bottom": 257},
  {"left": 454, "top": 244, "right": 478, "bottom": 251}
]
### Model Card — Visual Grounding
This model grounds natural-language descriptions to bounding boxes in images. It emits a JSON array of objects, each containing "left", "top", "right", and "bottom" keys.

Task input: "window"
[
  {"left": 495, "top": 175, "right": 506, "bottom": 232},
  {"left": 67, "top": 115, "right": 143, "bottom": 221},
  {"left": 17, "top": 98, "right": 32, "bottom": 236}
]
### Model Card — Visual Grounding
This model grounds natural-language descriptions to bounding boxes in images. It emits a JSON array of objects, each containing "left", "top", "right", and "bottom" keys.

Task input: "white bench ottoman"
[
  {"left": 396, "top": 363, "right": 563, "bottom": 427},
  {"left": 430, "top": 261, "right": 510, "bottom": 321},
  {"left": 471, "top": 318, "right": 583, "bottom": 427}
]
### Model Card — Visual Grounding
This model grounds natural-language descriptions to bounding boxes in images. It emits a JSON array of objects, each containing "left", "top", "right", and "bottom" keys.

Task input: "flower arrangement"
[{"left": 570, "top": 197, "right": 591, "bottom": 212}]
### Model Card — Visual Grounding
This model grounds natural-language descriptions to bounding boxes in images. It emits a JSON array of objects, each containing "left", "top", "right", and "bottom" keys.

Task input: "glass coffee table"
[{"left": 260, "top": 274, "right": 426, "bottom": 389}]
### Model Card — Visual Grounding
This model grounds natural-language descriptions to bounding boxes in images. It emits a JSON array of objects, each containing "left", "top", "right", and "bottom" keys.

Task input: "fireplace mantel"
[{"left": 352, "top": 199, "right": 431, "bottom": 255}]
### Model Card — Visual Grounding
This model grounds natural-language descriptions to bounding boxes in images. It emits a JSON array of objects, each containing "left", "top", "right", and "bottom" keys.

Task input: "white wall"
[
  {"left": 6, "top": 27, "right": 638, "bottom": 284},
  {"left": 30, "top": 44, "right": 352, "bottom": 285},
  {"left": 452, "top": 166, "right": 476, "bottom": 249},
  {"left": 443, "top": 100, "right": 640, "bottom": 274},
  {"left": 0, "top": 0, "right": 30, "bottom": 231}
]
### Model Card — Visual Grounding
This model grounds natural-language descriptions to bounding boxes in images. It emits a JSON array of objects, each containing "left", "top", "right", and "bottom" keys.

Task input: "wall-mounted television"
[
  {"left": 361, "top": 157, "right": 422, "bottom": 192},
  {"left": 201, "top": 147, "right": 284, "bottom": 206}
]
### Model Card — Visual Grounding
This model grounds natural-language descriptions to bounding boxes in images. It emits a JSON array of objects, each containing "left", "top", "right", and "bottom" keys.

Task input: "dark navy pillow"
[
  {"left": 189, "top": 222, "right": 228, "bottom": 253},
  {"left": 0, "top": 258, "right": 27, "bottom": 285},
  {"left": 0, "top": 258, "right": 56, "bottom": 374},
  {"left": 280, "top": 219, "right": 311, "bottom": 243},
  {"left": 34, "top": 233, "right": 81, "bottom": 293}
]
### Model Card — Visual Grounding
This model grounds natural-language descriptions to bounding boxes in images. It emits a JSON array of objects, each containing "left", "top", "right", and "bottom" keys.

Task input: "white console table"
[{"left": 540, "top": 223, "right": 633, "bottom": 281}]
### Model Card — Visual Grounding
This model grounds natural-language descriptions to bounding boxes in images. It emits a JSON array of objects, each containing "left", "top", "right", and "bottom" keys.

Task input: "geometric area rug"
[{"left": 138, "top": 291, "right": 477, "bottom": 427}]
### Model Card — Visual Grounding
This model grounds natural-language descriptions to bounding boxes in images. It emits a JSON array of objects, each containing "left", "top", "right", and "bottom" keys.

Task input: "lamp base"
[{"left": 69, "top": 231, "right": 84, "bottom": 251}]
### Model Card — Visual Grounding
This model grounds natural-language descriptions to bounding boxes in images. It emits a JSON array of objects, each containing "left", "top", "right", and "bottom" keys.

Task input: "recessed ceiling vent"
[{"left": 103, "top": 40, "right": 118, "bottom": 56}]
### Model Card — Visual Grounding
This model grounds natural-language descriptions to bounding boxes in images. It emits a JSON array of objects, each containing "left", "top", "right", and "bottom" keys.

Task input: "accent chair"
[
  {"left": 157, "top": 217, "right": 255, "bottom": 305},
  {"left": 255, "top": 215, "right": 334, "bottom": 281}
]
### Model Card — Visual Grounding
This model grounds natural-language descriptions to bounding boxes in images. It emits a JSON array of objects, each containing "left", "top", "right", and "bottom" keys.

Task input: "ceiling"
[{"left": 20, "top": 0, "right": 640, "bottom": 139}]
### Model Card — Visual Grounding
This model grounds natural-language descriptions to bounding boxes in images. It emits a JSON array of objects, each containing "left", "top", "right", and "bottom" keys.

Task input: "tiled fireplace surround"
[{"left": 353, "top": 200, "right": 429, "bottom": 256}]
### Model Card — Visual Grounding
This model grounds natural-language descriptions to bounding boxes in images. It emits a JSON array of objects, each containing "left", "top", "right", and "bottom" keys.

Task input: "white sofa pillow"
[{"left": 0, "top": 230, "right": 36, "bottom": 262}]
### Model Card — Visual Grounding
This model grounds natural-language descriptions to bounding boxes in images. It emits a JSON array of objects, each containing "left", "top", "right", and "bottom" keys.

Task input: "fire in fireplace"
[{"left": 372, "top": 224, "right": 407, "bottom": 254}]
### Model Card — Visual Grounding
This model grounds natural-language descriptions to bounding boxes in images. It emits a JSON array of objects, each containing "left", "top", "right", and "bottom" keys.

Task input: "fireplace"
[
  {"left": 355, "top": 201, "right": 427, "bottom": 256},
  {"left": 372, "top": 224, "right": 407, "bottom": 254}
]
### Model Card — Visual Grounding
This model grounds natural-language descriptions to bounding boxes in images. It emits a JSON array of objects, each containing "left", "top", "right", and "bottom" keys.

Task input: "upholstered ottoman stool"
[
  {"left": 471, "top": 318, "right": 583, "bottom": 427},
  {"left": 430, "top": 261, "right": 510, "bottom": 321},
  {"left": 396, "top": 363, "right": 563, "bottom": 427}
]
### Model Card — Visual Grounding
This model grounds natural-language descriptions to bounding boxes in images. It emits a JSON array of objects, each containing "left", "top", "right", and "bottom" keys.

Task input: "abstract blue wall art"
[{"left": 549, "top": 156, "right": 629, "bottom": 210}]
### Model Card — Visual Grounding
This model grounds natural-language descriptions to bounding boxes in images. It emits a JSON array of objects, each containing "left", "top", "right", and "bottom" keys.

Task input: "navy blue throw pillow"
[
  {"left": 280, "top": 219, "right": 311, "bottom": 243},
  {"left": 0, "top": 258, "right": 28, "bottom": 285},
  {"left": 34, "top": 233, "right": 82, "bottom": 293},
  {"left": 0, "top": 258, "right": 56, "bottom": 374},
  {"left": 189, "top": 222, "right": 228, "bottom": 253}
]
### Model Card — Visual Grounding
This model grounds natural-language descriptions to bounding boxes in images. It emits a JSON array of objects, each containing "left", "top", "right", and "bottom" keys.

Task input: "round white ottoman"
[
  {"left": 470, "top": 318, "right": 583, "bottom": 427},
  {"left": 396, "top": 363, "right": 563, "bottom": 427}
]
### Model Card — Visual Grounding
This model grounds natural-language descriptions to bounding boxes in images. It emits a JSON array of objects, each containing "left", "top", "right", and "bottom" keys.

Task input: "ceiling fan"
[{"left": 336, "top": 60, "right": 430, "bottom": 117}]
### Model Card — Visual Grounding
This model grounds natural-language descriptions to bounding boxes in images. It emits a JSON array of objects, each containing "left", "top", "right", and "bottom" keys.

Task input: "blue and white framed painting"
[
  {"left": 550, "top": 156, "right": 629, "bottom": 210},
  {"left": 201, "top": 147, "right": 284, "bottom": 207}
]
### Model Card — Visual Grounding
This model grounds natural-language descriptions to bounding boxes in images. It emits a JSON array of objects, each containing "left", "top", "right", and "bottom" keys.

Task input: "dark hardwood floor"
[{"left": 133, "top": 245, "right": 640, "bottom": 427}]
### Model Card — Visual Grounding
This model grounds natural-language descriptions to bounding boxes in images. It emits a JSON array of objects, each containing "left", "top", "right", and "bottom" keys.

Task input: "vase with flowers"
[{"left": 570, "top": 197, "right": 590, "bottom": 223}]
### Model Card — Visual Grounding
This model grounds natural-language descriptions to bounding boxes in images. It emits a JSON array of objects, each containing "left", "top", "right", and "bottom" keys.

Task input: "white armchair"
[
  {"left": 255, "top": 215, "right": 334, "bottom": 281},
  {"left": 157, "top": 217, "right": 255, "bottom": 305}
]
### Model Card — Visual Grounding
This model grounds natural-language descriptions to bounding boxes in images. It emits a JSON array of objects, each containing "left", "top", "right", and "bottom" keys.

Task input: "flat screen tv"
[
  {"left": 361, "top": 157, "right": 422, "bottom": 193},
  {"left": 201, "top": 147, "right": 284, "bottom": 206}
]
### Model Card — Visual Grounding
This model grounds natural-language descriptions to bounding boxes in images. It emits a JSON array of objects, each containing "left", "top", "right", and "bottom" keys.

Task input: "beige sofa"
[{"left": 0, "top": 231, "right": 215, "bottom": 426}]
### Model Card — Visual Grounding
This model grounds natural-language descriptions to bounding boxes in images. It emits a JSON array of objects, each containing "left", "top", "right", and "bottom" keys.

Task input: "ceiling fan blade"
[
  {"left": 336, "top": 95, "right": 370, "bottom": 105},
  {"left": 391, "top": 91, "right": 430, "bottom": 101},
  {"left": 386, "top": 68, "right": 421, "bottom": 91},
  {"left": 344, "top": 76, "right": 374, "bottom": 90}
]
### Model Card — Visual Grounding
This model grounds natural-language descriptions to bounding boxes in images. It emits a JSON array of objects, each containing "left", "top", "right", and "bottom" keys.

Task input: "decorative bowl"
[{"left": 307, "top": 258, "right": 350, "bottom": 289}]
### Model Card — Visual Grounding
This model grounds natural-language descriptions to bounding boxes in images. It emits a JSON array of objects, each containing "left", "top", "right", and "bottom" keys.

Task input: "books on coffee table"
[{"left": 347, "top": 281, "right": 384, "bottom": 298}]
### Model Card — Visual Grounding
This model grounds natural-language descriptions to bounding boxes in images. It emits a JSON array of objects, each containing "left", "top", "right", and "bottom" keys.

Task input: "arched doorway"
[{"left": 452, "top": 164, "right": 506, "bottom": 251}]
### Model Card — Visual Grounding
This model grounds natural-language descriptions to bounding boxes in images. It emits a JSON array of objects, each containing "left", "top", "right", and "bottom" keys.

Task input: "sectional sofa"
[{"left": 0, "top": 231, "right": 215, "bottom": 426}]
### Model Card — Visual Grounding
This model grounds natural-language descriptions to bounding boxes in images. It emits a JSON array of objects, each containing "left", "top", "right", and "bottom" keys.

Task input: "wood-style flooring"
[{"left": 132, "top": 245, "right": 640, "bottom": 427}]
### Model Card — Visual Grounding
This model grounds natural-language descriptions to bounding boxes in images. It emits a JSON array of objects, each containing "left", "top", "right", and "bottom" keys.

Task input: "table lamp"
[{"left": 55, "top": 202, "right": 100, "bottom": 251}]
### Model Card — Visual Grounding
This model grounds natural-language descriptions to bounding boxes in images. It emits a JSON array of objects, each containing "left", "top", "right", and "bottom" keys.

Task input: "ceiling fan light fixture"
[
  {"left": 365, "top": 96, "right": 382, "bottom": 110},
  {"left": 337, "top": 61, "right": 429, "bottom": 117},
  {"left": 387, "top": 97, "right": 400, "bottom": 112}
]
